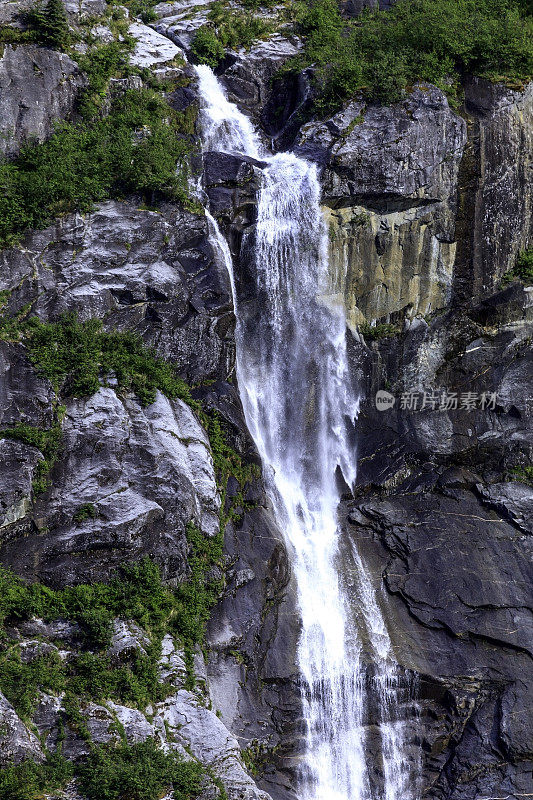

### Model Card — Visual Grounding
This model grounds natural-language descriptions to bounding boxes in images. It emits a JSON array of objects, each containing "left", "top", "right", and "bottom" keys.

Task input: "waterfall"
[{"left": 195, "top": 64, "right": 415, "bottom": 800}]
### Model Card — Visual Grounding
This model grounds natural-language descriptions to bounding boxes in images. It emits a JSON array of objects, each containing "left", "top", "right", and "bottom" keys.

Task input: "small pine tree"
[{"left": 41, "top": 0, "right": 70, "bottom": 50}]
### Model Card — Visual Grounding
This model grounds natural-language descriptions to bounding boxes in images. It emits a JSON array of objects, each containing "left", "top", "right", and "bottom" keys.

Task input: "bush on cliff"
[
  {"left": 0, "top": 88, "right": 193, "bottom": 247},
  {"left": 191, "top": 4, "right": 274, "bottom": 67},
  {"left": 290, "top": 0, "right": 533, "bottom": 111}
]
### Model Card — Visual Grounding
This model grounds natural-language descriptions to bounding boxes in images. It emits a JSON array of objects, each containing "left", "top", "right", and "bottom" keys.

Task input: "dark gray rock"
[
  {"left": 0, "top": 342, "right": 55, "bottom": 428},
  {"left": 295, "top": 85, "right": 466, "bottom": 209},
  {"left": 203, "top": 151, "right": 264, "bottom": 230},
  {"left": 0, "top": 45, "right": 86, "bottom": 158},
  {"left": 0, "top": 439, "right": 41, "bottom": 532},
  {"left": 476, "top": 480, "right": 533, "bottom": 534},
  {"left": 454, "top": 78, "right": 533, "bottom": 299},
  {"left": 220, "top": 35, "right": 303, "bottom": 135},
  {"left": 0, "top": 200, "right": 235, "bottom": 383}
]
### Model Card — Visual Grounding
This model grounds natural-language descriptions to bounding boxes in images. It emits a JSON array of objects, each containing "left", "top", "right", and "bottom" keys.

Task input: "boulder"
[
  {"left": 0, "top": 691, "right": 44, "bottom": 765},
  {"left": 107, "top": 619, "right": 151, "bottom": 663}
]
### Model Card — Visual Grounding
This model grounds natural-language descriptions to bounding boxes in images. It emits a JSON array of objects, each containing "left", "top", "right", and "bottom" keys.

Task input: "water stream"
[{"left": 195, "top": 64, "right": 413, "bottom": 800}]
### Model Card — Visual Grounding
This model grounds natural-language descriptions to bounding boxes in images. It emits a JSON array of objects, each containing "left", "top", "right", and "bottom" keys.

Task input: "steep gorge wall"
[{"left": 0, "top": 5, "right": 531, "bottom": 800}]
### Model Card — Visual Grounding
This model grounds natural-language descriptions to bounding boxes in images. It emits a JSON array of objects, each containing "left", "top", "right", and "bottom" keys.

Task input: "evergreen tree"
[{"left": 41, "top": 0, "right": 70, "bottom": 50}]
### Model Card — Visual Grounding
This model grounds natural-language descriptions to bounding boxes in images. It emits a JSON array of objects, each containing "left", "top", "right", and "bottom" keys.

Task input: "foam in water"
[{"left": 195, "top": 65, "right": 415, "bottom": 800}]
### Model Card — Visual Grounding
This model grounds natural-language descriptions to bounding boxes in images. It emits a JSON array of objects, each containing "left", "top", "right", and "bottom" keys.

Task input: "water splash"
[{"left": 195, "top": 65, "right": 415, "bottom": 800}]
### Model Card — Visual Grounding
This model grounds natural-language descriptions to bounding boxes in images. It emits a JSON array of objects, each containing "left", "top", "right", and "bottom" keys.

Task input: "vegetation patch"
[
  {"left": 0, "top": 88, "right": 194, "bottom": 247},
  {"left": 0, "top": 314, "right": 195, "bottom": 409},
  {"left": 359, "top": 321, "right": 400, "bottom": 341},
  {"left": 287, "top": 0, "right": 533, "bottom": 113},
  {"left": 77, "top": 738, "right": 205, "bottom": 800},
  {"left": 73, "top": 502, "right": 98, "bottom": 523},
  {"left": 501, "top": 247, "right": 533, "bottom": 285},
  {"left": 0, "top": 751, "right": 73, "bottom": 800},
  {"left": 191, "top": 2, "right": 275, "bottom": 68},
  {"left": 508, "top": 465, "right": 533, "bottom": 486},
  {"left": 0, "top": 0, "right": 70, "bottom": 49},
  {"left": 0, "top": 414, "right": 64, "bottom": 494}
]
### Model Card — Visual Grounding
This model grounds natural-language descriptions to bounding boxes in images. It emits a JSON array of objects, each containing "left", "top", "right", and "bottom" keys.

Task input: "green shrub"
[
  {"left": 191, "top": 8, "right": 274, "bottom": 66},
  {"left": 77, "top": 739, "right": 205, "bottom": 800},
  {"left": 190, "top": 25, "right": 226, "bottom": 68},
  {"left": 289, "top": 0, "right": 533, "bottom": 112},
  {"left": 0, "top": 416, "right": 64, "bottom": 494},
  {"left": 22, "top": 313, "right": 196, "bottom": 408},
  {"left": 359, "top": 321, "right": 399, "bottom": 341},
  {"left": 0, "top": 557, "right": 173, "bottom": 647},
  {"left": 174, "top": 522, "right": 224, "bottom": 650},
  {"left": 0, "top": 650, "right": 66, "bottom": 720},
  {"left": 119, "top": 0, "right": 160, "bottom": 24},
  {"left": 0, "top": 88, "right": 192, "bottom": 247},
  {"left": 0, "top": 752, "right": 73, "bottom": 800},
  {"left": 73, "top": 503, "right": 98, "bottom": 523},
  {"left": 76, "top": 41, "right": 134, "bottom": 118},
  {"left": 501, "top": 247, "right": 533, "bottom": 284}
]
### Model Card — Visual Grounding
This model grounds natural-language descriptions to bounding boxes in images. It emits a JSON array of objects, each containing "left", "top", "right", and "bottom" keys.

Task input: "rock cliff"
[{"left": 0, "top": 1, "right": 531, "bottom": 799}]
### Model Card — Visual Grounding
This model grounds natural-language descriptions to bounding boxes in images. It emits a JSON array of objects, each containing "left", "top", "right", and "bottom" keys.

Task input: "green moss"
[
  {"left": 73, "top": 503, "right": 98, "bottom": 523},
  {"left": 508, "top": 465, "right": 533, "bottom": 485},
  {"left": 174, "top": 522, "right": 224, "bottom": 666}
]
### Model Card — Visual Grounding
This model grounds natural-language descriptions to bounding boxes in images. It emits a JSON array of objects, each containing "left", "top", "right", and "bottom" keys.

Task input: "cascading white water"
[{"left": 195, "top": 64, "right": 415, "bottom": 800}]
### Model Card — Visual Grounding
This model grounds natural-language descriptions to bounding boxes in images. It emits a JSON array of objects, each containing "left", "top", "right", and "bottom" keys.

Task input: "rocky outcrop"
[
  {"left": 221, "top": 35, "right": 303, "bottom": 128},
  {"left": 454, "top": 78, "right": 533, "bottom": 300},
  {"left": 293, "top": 80, "right": 533, "bottom": 326},
  {"left": 1, "top": 387, "right": 220, "bottom": 585},
  {"left": 295, "top": 86, "right": 466, "bottom": 324},
  {"left": 0, "top": 188, "right": 294, "bottom": 798},
  {"left": 342, "top": 276, "right": 533, "bottom": 799},
  {"left": 0, "top": 200, "right": 235, "bottom": 382},
  {"left": 0, "top": 691, "right": 44, "bottom": 765},
  {"left": 0, "top": 44, "right": 87, "bottom": 158}
]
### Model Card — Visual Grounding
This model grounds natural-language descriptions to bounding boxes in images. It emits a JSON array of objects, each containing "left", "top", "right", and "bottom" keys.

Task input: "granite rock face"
[
  {"left": 294, "top": 86, "right": 467, "bottom": 324},
  {"left": 342, "top": 277, "right": 533, "bottom": 799},
  {"left": 293, "top": 80, "right": 533, "bottom": 326},
  {"left": 0, "top": 45, "right": 86, "bottom": 158},
  {"left": 0, "top": 12, "right": 531, "bottom": 800},
  {"left": 454, "top": 78, "right": 533, "bottom": 299}
]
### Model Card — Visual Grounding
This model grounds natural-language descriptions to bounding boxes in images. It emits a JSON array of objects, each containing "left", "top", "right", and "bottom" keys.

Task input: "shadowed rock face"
[{"left": 341, "top": 279, "right": 533, "bottom": 799}]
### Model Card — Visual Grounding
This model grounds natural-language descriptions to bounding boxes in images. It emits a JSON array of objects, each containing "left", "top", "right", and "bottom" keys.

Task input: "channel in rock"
[{"left": 196, "top": 63, "right": 418, "bottom": 800}]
